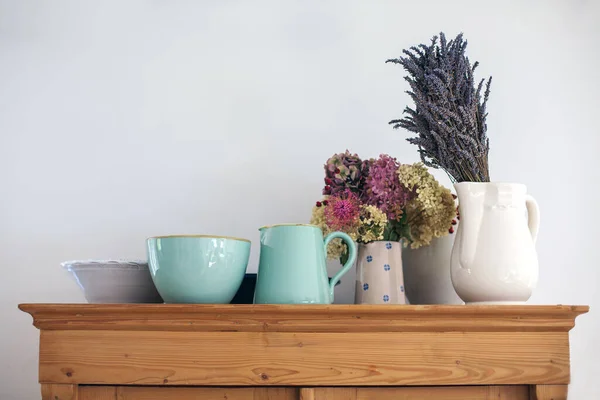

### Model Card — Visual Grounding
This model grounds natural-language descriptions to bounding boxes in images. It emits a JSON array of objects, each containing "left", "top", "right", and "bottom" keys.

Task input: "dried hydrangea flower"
[
  {"left": 397, "top": 163, "right": 456, "bottom": 248},
  {"left": 363, "top": 154, "right": 413, "bottom": 221},
  {"left": 357, "top": 204, "right": 388, "bottom": 243},
  {"left": 323, "top": 150, "right": 370, "bottom": 195}
]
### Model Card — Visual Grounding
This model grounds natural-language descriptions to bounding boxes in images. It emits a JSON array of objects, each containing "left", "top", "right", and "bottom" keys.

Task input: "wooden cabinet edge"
[{"left": 18, "top": 303, "right": 590, "bottom": 333}]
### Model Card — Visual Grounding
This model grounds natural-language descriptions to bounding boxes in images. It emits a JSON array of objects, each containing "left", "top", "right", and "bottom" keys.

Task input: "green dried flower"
[
  {"left": 397, "top": 163, "right": 456, "bottom": 249},
  {"left": 357, "top": 205, "right": 388, "bottom": 243}
]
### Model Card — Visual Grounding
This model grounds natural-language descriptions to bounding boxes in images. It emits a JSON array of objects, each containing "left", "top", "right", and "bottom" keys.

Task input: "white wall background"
[{"left": 1, "top": 0, "right": 598, "bottom": 398}]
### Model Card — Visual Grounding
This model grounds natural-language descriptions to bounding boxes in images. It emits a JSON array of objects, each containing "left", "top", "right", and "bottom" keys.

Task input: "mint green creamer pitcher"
[{"left": 254, "top": 224, "right": 357, "bottom": 304}]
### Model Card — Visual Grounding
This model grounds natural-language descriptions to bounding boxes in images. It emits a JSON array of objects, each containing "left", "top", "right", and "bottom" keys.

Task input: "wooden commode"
[{"left": 20, "top": 303, "right": 588, "bottom": 399}]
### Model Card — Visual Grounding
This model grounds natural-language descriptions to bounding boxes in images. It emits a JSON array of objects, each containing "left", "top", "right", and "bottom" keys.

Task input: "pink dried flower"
[
  {"left": 363, "top": 154, "right": 412, "bottom": 221},
  {"left": 323, "top": 189, "right": 361, "bottom": 231}
]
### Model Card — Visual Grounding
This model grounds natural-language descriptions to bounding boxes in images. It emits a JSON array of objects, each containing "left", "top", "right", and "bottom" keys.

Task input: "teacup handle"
[{"left": 324, "top": 231, "right": 357, "bottom": 303}]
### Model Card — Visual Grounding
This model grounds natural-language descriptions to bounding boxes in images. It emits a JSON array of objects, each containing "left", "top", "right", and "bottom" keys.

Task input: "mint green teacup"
[{"left": 146, "top": 235, "right": 251, "bottom": 304}]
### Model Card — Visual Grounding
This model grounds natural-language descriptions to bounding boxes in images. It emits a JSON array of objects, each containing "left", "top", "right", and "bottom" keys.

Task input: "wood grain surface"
[
  {"left": 76, "top": 386, "right": 531, "bottom": 400},
  {"left": 530, "top": 384, "right": 568, "bottom": 400},
  {"left": 77, "top": 386, "right": 297, "bottom": 400},
  {"left": 19, "top": 303, "right": 589, "bottom": 332},
  {"left": 325, "top": 386, "right": 529, "bottom": 399},
  {"left": 78, "top": 386, "right": 116, "bottom": 400},
  {"left": 41, "top": 384, "right": 78, "bottom": 400},
  {"left": 313, "top": 388, "right": 357, "bottom": 399},
  {"left": 114, "top": 387, "right": 297, "bottom": 400},
  {"left": 299, "top": 388, "right": 315, "bottom": 400},
  {"left": 38, "top": 329, "right": 570, "bottom": 386}
]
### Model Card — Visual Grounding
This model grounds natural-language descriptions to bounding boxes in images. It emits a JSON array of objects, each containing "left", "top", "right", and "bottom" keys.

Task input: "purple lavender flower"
[{"left": 386, "top": 32, "right": 492, "bottom": 183}]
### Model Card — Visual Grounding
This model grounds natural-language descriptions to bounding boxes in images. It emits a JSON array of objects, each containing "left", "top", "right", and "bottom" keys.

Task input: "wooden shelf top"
[{"left": 19, "top": 303, "right": 588, "bottom": 333}]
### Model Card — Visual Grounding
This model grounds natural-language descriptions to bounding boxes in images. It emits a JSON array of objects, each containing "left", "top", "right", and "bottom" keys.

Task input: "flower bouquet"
[
  {"left": 310, "top": 150, "right": 456, "bottom": 264},
  {"left": 310, "top": 151, "right": 456, "bottom": 304}
]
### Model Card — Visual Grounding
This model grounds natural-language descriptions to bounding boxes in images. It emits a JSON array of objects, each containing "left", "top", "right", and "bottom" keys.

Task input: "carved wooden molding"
[{"left": 19, "top": 303, "right": 588, "bottom": 333}]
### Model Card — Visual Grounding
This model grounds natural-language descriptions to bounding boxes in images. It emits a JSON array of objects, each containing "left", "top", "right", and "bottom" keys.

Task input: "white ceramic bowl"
[{"left": 62, "top": 260, "right": 163, "bottom": 303}]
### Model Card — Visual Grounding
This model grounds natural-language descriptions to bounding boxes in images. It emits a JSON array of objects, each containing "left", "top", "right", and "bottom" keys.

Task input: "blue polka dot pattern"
[
  {"left": 400, "top": 285, "right": 404, "bottom": 292},
  {"left": 386, "top": 242, "right": 392, "bottom": 249},
  {"left": 383, "top": 294, "right": 390, "bottom": 302},
  {"left": 384, "top": 264, "right": 390, "bottom": 271},
  {"left": 363, "top": 283, "right": 369, "bottom": 291},
  {"left": 366, "top": 255, "right": 373, "bottom": 262}
]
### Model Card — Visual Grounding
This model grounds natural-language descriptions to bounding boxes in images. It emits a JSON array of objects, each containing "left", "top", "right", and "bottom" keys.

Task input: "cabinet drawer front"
[
  {"left": 313, "top": 386, "right": 529, "bottom": 400},
  {"left": 40, "top": 330, "right": 569, "bottom": 386},
  {"left": 79, "top": 386, "right": 298, "bottom": 400},
  {"left": 77, "top": 386, "right": 529, "bottom": 400}
]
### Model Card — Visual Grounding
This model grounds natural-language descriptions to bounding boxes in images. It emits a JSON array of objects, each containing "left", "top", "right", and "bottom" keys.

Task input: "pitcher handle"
[
  {"left": 324, "top": 231, "right": 357, "bottom": 303},
  {"left": 525, "top": 195, "right": 540, "bottom": 244}
]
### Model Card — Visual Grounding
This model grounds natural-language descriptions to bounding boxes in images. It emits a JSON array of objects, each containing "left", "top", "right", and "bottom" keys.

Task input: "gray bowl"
[{"left": 62, "top": 260, "right": 163, "bottom": 303}]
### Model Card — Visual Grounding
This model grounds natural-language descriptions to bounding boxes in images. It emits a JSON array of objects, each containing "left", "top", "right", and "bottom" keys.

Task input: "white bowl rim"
[{"left": 61, "top": 259, "right": 148, "bottom": 270}]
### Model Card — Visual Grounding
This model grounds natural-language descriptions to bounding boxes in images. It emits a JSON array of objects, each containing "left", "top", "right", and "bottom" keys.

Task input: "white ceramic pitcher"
[{"left": 450, "top": 182, "right": 540, "bottom": 304}]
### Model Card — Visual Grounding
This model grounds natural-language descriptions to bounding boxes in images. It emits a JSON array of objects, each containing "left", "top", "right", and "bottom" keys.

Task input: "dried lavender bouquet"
[{"left": 386, "top": 32, "right": 492, "bottom": 183}]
